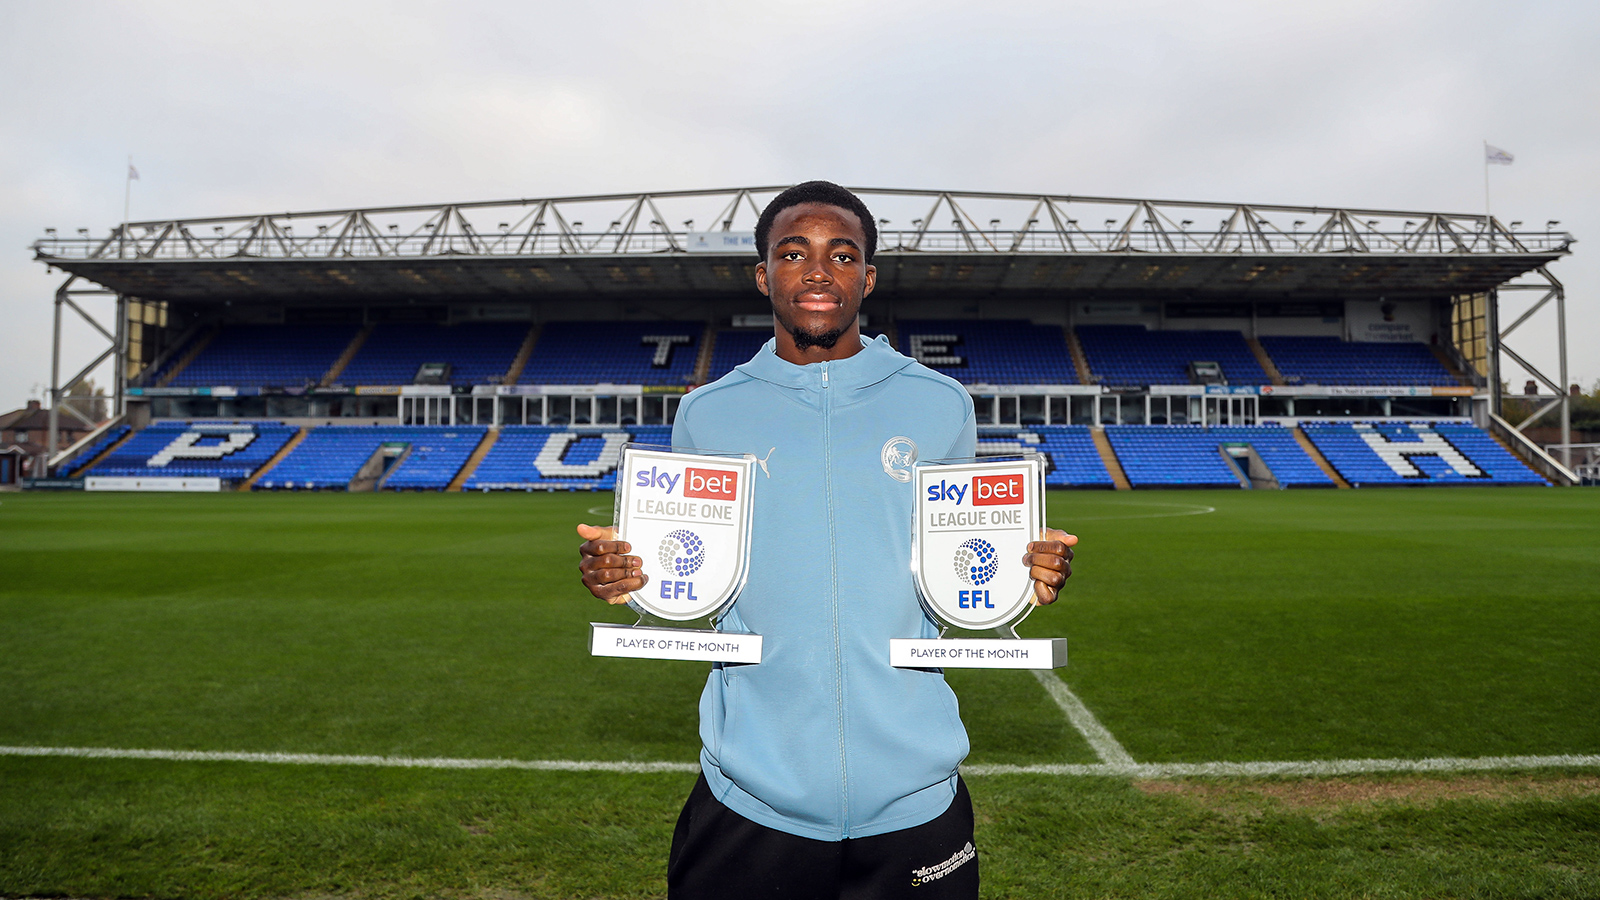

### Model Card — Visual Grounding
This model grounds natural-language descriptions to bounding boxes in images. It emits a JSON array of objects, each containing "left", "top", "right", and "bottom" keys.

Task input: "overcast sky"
[{"left": 3, "top": 0, "right": 1596, "bottom": 415}]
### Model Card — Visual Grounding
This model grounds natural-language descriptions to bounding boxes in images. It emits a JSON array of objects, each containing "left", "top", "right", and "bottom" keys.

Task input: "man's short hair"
[{"left": 755, "top": 181, "right": 878, "bottom": 263}]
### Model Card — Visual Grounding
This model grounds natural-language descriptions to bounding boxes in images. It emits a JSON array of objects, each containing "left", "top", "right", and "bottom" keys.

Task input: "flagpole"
[
  {"left": 123, "top": 156, "right": 133, "bottom": 259},
  {"left": 1482, "top": 140, "right": 1491, "bottom": 223}
]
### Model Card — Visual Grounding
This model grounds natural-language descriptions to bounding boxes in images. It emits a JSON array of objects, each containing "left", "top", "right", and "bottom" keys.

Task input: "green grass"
[{"left": 1, "top": 488, "right": 1597, "bottom": 897}]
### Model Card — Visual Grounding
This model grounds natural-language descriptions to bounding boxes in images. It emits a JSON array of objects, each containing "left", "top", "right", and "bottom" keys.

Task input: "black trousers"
[{"left": 667, "top": 775, "right": 979, "bottom": 899}]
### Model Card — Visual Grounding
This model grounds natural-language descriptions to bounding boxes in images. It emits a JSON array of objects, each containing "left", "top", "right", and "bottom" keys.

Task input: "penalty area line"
[
  {"left": 0, "top": 745, "right": 698, "bottom": 774},
  {"left": 3, "top": 745, "right": 1597, "bottom": 780},
  {"left": 1030, "top": 669, "right": 1136, "bottom": 766},
  {"left": 962, "top": 754, "right": 1600, "bottom": 778}
]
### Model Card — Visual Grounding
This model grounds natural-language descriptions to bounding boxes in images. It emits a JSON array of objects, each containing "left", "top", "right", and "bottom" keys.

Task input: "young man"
[{"left": 578, "top": 181, "right": 1076, "bottom": 899}]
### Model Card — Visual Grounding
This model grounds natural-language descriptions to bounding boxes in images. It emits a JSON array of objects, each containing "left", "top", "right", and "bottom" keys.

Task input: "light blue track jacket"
[{"left": 671, "top": 334, "right": 977, "bottom": 841}]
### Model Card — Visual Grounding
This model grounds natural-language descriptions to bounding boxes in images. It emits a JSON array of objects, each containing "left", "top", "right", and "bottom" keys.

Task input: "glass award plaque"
[
  {"left": 589, "top": 444, "right": 762, "bottom": 663},
  {"left": 892, "top": 453, "right": 1067, "bottom": 669}
]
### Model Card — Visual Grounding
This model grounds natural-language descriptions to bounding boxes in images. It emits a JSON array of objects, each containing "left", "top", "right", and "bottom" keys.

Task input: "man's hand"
[
  {"left": 1023, "top": 528, "right": 1077, "bottom": 605},
  {"left": 577, "top": 523, "right": 646, "bottom": 604}
]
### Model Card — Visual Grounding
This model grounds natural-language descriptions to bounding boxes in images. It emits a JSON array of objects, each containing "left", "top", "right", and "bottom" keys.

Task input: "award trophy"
[
  {"left": 589, "top": 443, "right": 762, "bottom": 663},
  {"left": 891, "top": 452, "right": 1068, "bottom": 669}
]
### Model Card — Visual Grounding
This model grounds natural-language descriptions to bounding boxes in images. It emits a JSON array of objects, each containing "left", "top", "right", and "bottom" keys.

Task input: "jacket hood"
[{"left": 733, "top": 334, "right": 916, "bottom": 392}]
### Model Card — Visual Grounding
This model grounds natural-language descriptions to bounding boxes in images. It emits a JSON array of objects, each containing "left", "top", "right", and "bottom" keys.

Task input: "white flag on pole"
[
  {"left": 128, "top": 163, "right": 140, "bottom": 180},
  {"left": 1485, "top": 144, "right": 1514, "bottom": 166}
]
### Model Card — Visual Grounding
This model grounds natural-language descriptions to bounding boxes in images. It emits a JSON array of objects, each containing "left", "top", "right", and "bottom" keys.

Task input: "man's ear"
[
  {"left": 754, "top": 260, "right": 770, "bottom": 297},
  {"left": 863, "top": 263, "right": 877, "bottom": 299}
]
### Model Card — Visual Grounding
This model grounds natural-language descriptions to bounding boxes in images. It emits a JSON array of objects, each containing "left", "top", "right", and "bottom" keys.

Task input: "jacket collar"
[{"left": 735, "top": 334, "right": 915, "bottom": 392}]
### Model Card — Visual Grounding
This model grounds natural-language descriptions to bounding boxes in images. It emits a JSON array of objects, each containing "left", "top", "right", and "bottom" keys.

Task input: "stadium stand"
[
  {"left": 169, "top": 324, "right": 359, "bottom": 387},
  {"left": 255, "top": 425, "right": 487, "bottom": 490},
  {"left": 1105, "top": 424, "right": 1333, "bottom": 488},
  {"left": 519, "top": 321, "right": 703, "bottom": 385},
  {"left": 978, "top": 426, "right": 1114, "bottom": 488},
  {"left": 1259, "top": 336, "right": 1459, "bottom": 386},
  {"left": 337, "top": 323, "right": 528, "bottom": 386},
  {"left": 1076, "top": 325, "right": 1268, "bottom": 387},
  {"left": 1300, "top": 422, "right": 1547, "bottom": 486},
  {"left": 88, "top": 422, "right": 299, "bottom": 481},
  {"left": 465, "top": 425, "right": 673, "bottom": 490},
  {"left": 898, "top": 320, "right": 1077, "bottom": 384},
  {"left": 57, "top": 424, "right": 132, "bottom": 477},
  {"left": 705, "top": 330, "right": 774, "bottom": 382}
]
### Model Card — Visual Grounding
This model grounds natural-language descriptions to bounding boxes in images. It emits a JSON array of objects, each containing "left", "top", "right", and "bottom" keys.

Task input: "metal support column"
[
  {"left": 1558, "top": 283, "right": 1570, "bottom": 468},
  {"left": 114, "top": 294, "right": 128, "bottom": 417},
  {"left": 46, "top": 278, "right": 68, "bottom": 475},
  {"left": 1487, "top": 287, "right": 1501, "bottom": 419}
]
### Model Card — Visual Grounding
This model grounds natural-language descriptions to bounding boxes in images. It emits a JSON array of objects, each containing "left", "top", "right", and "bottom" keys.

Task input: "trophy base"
[
  {"left": 890, "top": 637, "right": 1067, "bottom": 669},
  {"left": 590, "top": 622, "right": 762, "bottom": 663}
]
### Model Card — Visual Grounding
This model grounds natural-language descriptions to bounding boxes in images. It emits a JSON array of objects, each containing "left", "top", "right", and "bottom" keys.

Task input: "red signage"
[
  {"left": 972, "top": 473, "right": 1025, "bottom": 506},
  {"left": 684, "top": 467, "right": 739, "bottom": 500}
]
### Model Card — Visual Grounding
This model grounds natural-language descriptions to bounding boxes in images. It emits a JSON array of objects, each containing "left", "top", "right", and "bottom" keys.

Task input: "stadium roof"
[{"left": 32, "top": 187, "right": 1573, "bottom": 301}]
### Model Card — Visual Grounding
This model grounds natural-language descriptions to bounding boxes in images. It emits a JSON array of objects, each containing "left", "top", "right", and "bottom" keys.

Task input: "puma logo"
[{"left": 757, "top": 447, "right": 776, "bottom": 477}]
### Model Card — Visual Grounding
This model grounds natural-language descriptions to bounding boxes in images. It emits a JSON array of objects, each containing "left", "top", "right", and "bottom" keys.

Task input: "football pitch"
[{"left": 1, "top": 487, "right": 1597, "bottom": 898}]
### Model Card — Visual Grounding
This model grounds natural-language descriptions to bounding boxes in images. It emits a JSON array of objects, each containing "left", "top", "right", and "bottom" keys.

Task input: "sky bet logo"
[
  {"left": 926, "top": 474, "right": 1024, "bottom": 506},
  {"left": 634, "top": 466, "right": 738, "bottom": 500}
]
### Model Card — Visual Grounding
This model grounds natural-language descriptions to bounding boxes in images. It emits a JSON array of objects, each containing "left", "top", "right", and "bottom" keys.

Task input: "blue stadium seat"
[
  {"left": 339, "top": 323, "right": 527, "bottom": 386},
  {"left": 169, "top": 324, "right": 358, "bottom": 387},
  {"left": 59, "top": 424, "right": 132, "bottom": 477},
  {"left": 1104, "top": 424, "right": 1332, "bottom": 488},
  {"left": 89, "top": 422, "right": 299, "bottom": 481},
  {"left": 520, "top": 321, "right": 703, "bottom": 385},
  {"left": 705, "top": 331, "right": 774, "bottom": 382},
  {"left": 1077, "top": 325, "right": 1266, "bottom": 387},
  {"left": 465, "top": 425, "right": 674, "bottom": 491},
  {"left": 1302, "top": 421, "right": 1546, "bottom": 486},
  {"left": 1259, "top": 336, "right": 1458, "bottom": 386},
  {"left": 977, "top": 427, "right": 1114, "bottom": 488},
  {"left": 897, "top": 320, "right": 1077, "bottom": 384},
  {"left": 255, "top": 425, "right": 487, "bottom": 490}
]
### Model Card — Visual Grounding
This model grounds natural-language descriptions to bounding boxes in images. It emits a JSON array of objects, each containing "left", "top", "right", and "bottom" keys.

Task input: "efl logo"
[
  {"left": 684, "top": 467, "right": 738, "bottom": 500},
  {"left": 972, "top": 473, "right": 1024, "bottom": 506}
]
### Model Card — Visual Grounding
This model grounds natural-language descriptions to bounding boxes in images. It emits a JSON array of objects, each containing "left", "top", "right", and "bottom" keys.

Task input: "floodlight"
[
  {"left": 1510, "top": 221, "right": 1523, "bottom": 230},
  {"left": 989, "top": 218, "right": 1001, "bottom": 227},
  {"left": 388, "top": 224, "right": 399, "bottom": 234},
  {"left": 1546, "top": 220, "right": 1560, "bottom": 229},
  {"left": 1293, "top": 220, "right": 1305, "bottom": 231},
  {"left": 77, "top": 228, "right": 89, "bottom": 236},
  {"left": 44, "top": 228, "right": 56, "bottom": 237},
  {"left": 499, "top": 222, "right": 510, "bottom": 232},
  {"left": 318, "top": 225, "right": 328, "bottom": 235},
  {"left": 683, "top": 219, "right": 693, "bottom": 230},
  {"left": 214, "top": 226, "right": 225, "bottom": 236},
  {"left": 1104, "top": 219, "right": 1116, "bottom": 230},
  {"left": 1180, "top": 220, "right": 1192, "bottom": 228}
]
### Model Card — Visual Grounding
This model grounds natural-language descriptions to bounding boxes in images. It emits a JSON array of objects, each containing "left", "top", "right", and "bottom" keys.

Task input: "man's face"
[{"left": 756, "top": 202, "right": 876, "bottom": 353}]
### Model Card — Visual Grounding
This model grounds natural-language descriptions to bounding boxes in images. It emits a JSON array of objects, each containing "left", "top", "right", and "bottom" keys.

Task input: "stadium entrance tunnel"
[
  {"left": 349, "top": 442, "right": 411, "bottom": 492},
  {"left": 1220, "top": 443, "right": 1283, "bottom": 490}
]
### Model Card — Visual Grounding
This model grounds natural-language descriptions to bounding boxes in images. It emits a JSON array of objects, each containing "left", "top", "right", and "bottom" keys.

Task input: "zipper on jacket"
[{"left": 821, "top": 360, "right": 848, "bottom": 836}]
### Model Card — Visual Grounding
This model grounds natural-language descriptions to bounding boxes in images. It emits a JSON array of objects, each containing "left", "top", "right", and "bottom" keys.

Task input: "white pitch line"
[
  {"left": 1028, "top": 669, "right": 1136, "bottom": 766},
  {"left": 2, "top": 745, "right": 1597, "bottom": 779},
  {"left": 0, "top": 745, "right": 698, "bottom": 773},
  {"left": 962, "top": 754, "right": 1600, "bottom": 778}
]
